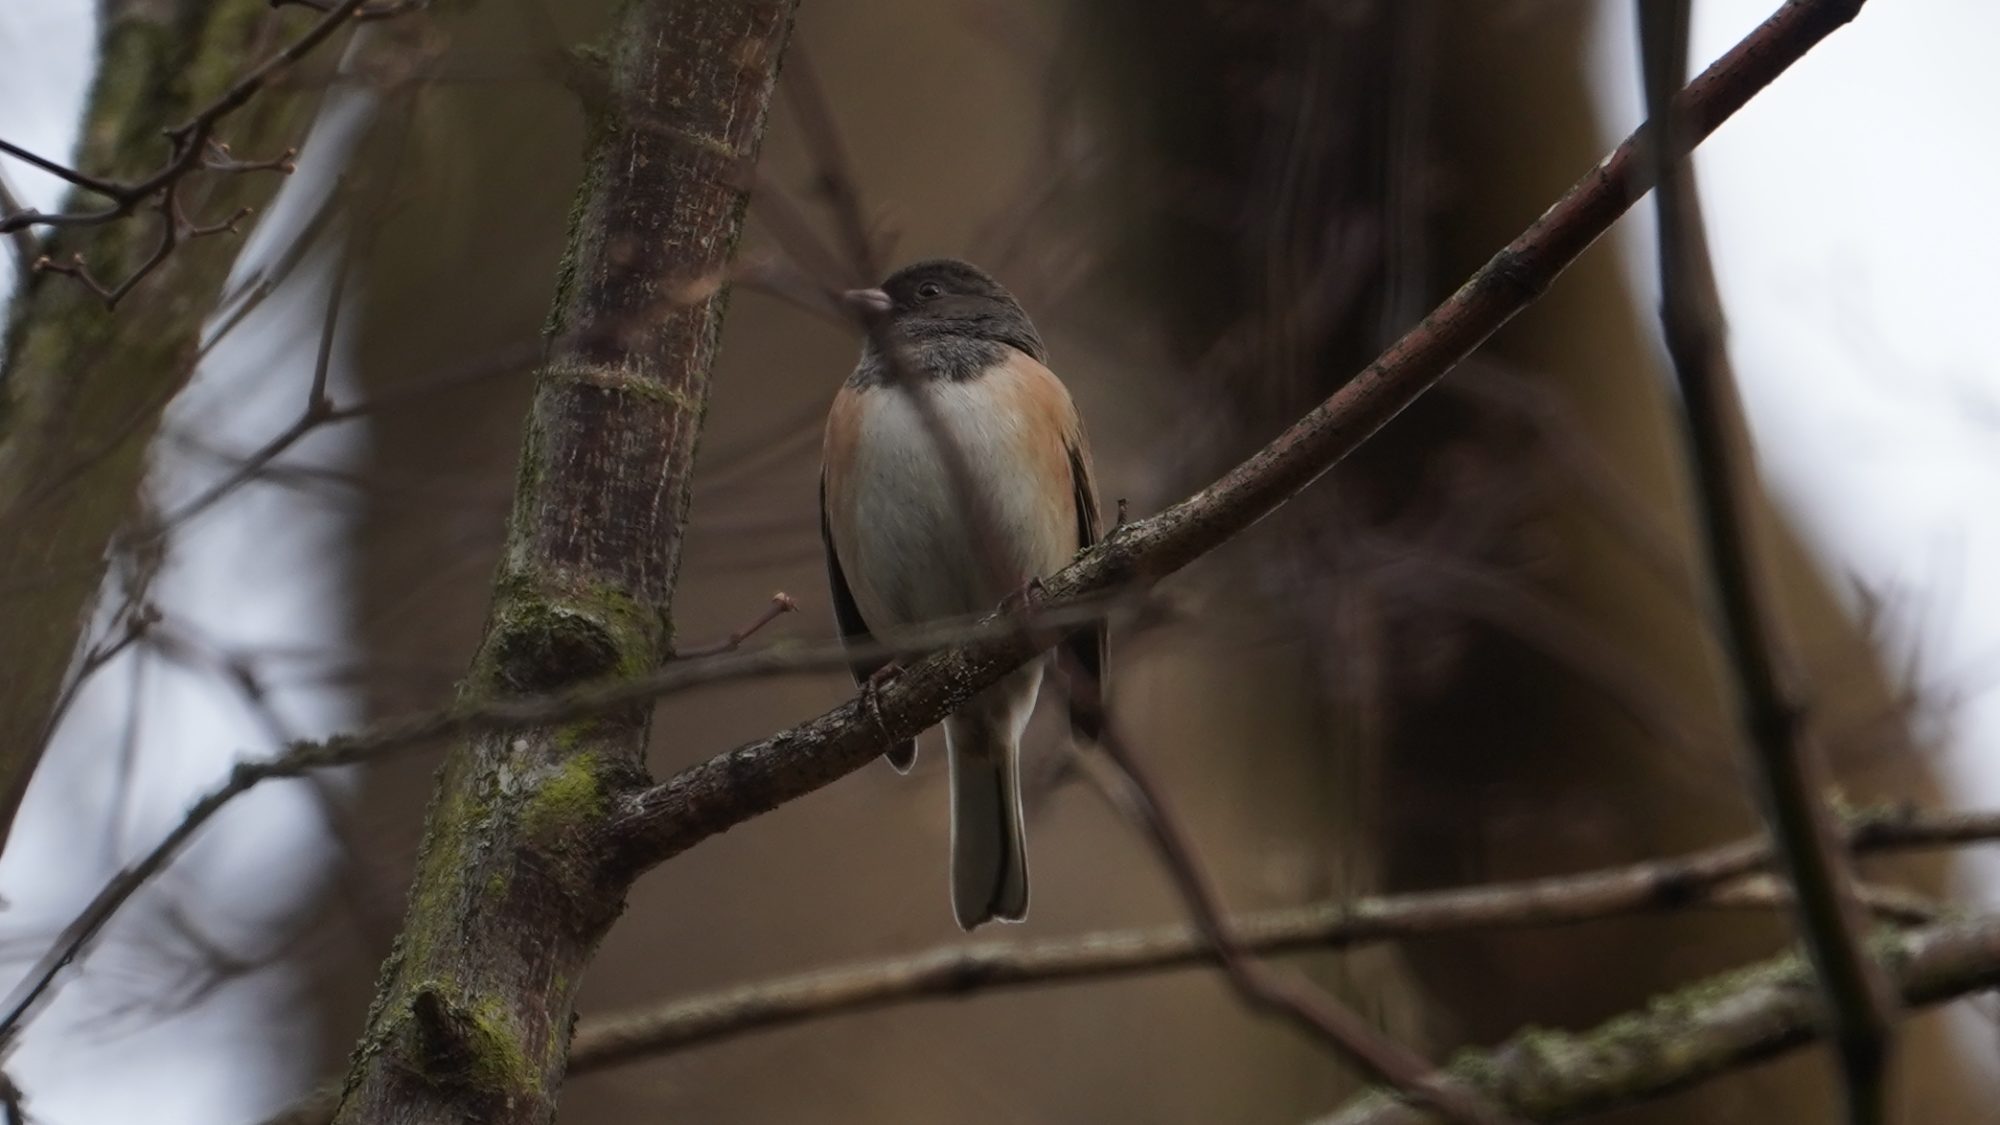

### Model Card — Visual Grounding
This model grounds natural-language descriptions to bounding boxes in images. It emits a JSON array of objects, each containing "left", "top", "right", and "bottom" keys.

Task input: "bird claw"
[
  {"left": 1000, "top": 576, "right": 1047, "bottom": 615},
  {"left": 861, "top": 658, "right": 902, "bottom": 730},
  {"left": 864, "top": 659, "right": 905, "bottom": 691}
]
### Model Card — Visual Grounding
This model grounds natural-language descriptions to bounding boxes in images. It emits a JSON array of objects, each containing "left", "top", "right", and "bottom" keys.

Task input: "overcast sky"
[
  {"left": 1594, "top": 0, "right": 2000, "bottom": 896},
  {"left": 1, "top": 4, "right": 359, "bottom": 1123},
  {"left": 4, "top": 1, "right": 1999, "bottom": 1121}
]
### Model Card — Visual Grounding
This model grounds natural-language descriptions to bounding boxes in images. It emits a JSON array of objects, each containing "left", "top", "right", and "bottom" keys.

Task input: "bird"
[{"left": 819, "top": 258, "right": 1106, "bottom": 930}]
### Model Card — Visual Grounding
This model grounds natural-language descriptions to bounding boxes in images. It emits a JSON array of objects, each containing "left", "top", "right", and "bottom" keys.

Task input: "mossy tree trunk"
[
  {"left": 327, "top": 2, "right": 798, "bottom": 1122},
  {"left": 0, "top": 0, "right": 329, "bottom": 854}
]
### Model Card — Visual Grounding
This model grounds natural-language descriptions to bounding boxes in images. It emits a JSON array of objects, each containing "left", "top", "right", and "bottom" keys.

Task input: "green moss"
[
  {"left": 392, "top": 753, "right": 495, "bottom": 976},
  {"left": 578, "top": 579, "right": 657, "bottom": 676},
  {"left": 187, "top": 0, "right": 272, "bottom": 108},
  {"left": 1644, "top": 951, "right": 1807, "bottom": 1022},
  {"left": 542, "top": 114, "right": 610, "bottom": 341},
  {"left": 484, "top": 598, "right": 625, "bottom": 692},
  {"left": 505, "top": 413, "right": 549, "bottom": 531},
  {"left": 398, "top": 984, "right": 539, "bottom": 1099},
  {"left": 552, "top": 719, "right": 599, "bottom": 752},
  {"left": 461, "top": 996, "right": 536, "bottom": 1095},
  {"left": 522, "top": 752, "right": 609, "bottom": 840}
]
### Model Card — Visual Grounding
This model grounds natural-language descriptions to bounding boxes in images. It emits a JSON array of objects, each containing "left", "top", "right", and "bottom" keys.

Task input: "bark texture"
[
  {"left": 0, "top": 0, "right": 321, "bottom": 854},
  {"left": 328, "top": 2, "right": 798, "bottom": 1122},
  {"left": 1319, "top": 913, "right": 2000, "bottom": 1124}
]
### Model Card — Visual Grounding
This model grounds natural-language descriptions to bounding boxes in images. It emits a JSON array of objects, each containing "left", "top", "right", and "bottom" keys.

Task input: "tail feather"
[
  {"left": 945, "top": 716, "right": 1028, "bottom": 930},
  {"left": 884, "top": 739, "right": 917, "bottom": 773}
]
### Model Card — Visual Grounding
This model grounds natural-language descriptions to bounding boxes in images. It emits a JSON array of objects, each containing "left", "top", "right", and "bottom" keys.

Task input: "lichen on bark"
[{"left": 328, "top": 2, "right": 800, "bottom": 1122}]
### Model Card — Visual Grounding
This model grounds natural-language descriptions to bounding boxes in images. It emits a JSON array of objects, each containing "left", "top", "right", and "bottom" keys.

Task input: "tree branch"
[
  {"left": 1637, "top": 4, "right": 1897, "bottom": 1122},
  {"left": 560, "top": 805, "right": 1990, "bottom": 1069},
  {"left": 1077, "top": 698, "right": 1514, "bottom": 1124},
  {"left": 603, "top": 0, "right": 1876, "bottom": 877},
  {"left": 0, "top": 0, "right": 369, "bottom": 868},
  {"left": 1316, "top": 911, "right": 2000, "bottom": 1124},
  {"left": 0, "top": 595, "right": 1144, "bottom": 1047},
  {"left": 0, "top": 3, "right": 1876, "bottom": 1074},
  {"left": 0, "top": 0, "right": 368, "bottom": 241},
  {"left": 324, "top": 2, "right": 801, "bottom": 1122},
  {"left": 262, "top": 804, "right": 1993, "bottom": 1125}
]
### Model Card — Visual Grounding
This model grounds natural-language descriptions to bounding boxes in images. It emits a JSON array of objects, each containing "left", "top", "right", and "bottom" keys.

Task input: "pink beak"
[{"left": 841, "top": 287, "right": 892, "bottom": 317}]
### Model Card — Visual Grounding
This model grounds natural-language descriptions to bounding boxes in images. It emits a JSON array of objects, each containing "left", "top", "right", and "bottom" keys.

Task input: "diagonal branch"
[
  {"left": 0, "top": 596, "right": 1146, "bottom": 1049},
  {"left": 604, "top": 0, "right": 1877, "bottom": 876},
  {"left": 1077, "top": 697, "right": 1514, "bottom": 1124},
  {"left": 1637, "top": 4, "right": 1898, "bottom": 1123},
  {"left": 0, "top": 0, "right": 391, "bottom": 874},
  {"left": 0, "top": 0, "right": 375, "bottom": 238},
  {"left": 0, "top": 0, "right": 1873, "bottom": 1045},
  {"left": 1078, "top": 711, "right": 1506, "bottom": 1120},
  {"left": 1315, "top": 911, "right": 2000, "bottom": 1124}
]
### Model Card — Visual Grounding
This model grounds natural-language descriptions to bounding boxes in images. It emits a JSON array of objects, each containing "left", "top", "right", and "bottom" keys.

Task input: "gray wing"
[{"left": 1062, "top": 438, "right": 1107, "bottom": 743}]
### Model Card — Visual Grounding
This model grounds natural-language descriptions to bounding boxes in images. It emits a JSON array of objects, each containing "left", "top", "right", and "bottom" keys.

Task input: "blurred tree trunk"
[
  {"left": 1067, "top": 1, "right": 1983, "bottom": 1120},
  {"left": 0, "top": 0, "right": 332, "bottom": 854}
]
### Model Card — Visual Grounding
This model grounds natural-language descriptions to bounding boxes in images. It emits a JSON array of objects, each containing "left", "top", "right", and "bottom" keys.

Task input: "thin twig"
[
  {"left": 674, "top": 593, "right": 798, "bottom": 659},
  {"left": 0, "top": 732, "right": 379, "bottom": 1046},
  {"left": 1076, "top": 686, "right": 1514, "bottom": 1125},
  {"left": 0, "top": 169, "right": 38, "bottom": 275},
  {"left": 35, "top": 603, "right": 161, "bottom": 751},
  {"left": 268, "top": 0, "right": 425, "bottom": 19},
  {"left": 262, "top": 807, "right": 1989, "bottom": 1124},
  {"left": 780, "top": 45, "right": 883, "bottom": 284},
  {"left": 0, "top": 0, "right": 405, "bottom": 301},
  {"left": 0, "top": 592, "right": 1140, "bottom": 1046},
  {"left": 1637, "top": 5, "right": 1897, "bottom": 1123}
]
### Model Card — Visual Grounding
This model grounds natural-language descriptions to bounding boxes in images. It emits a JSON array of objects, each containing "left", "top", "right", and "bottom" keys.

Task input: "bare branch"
[
  {"left": 1316, "top": 911, "right": 2000, "bottom": 1124},
  {"left": 1637, "top": 4, "right": 1897, "bottom": 1122},
  {"left": 603, "top": 0, "right": 1878, "bottom": 878},
  {"left": 0, "top": 0, "right": 365, "bottom": 233},
  {"left": 0, "top": 589, "right": 1142, "bottom": 1048},
  {"left": 0, "top": 725, "right": 387, "bottom": 1046},
  {"left": 779, "top": 45, "right": 885, "bottom": 284},
  {"left": 0, "top": 169, "right": 38, "bottom": 275},
  {"left": 674, "top": 592, "right": 799, "bottom": 659},
  {"left": 1076, "top": 694, "right": 1514, "bottom": 1125},
  {"left": 262, "top": 805, "right": 1994, "bottom": 1125},
  {"left": 0, "top": 0, "right": 403, "bottom": 304},
  {"left": 558, "top": 821, "right": 1968, "bottom": 1072},
  {"left": 267, "top": 0, "right": 424, "bottom": 19}
]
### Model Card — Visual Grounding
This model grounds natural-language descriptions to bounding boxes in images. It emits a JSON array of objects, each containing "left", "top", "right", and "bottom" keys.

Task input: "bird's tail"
[{"left": 944, "top": 713, "right": 1028, "bottom": 930}]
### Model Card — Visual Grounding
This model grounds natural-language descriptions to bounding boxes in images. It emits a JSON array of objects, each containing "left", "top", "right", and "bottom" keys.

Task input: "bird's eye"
[{"left": 916, "top": 281, "right": 944, "bottom": 300}]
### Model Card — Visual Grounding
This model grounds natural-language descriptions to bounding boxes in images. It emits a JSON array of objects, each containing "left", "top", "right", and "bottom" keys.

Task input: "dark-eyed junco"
[{"left": 820, "top": 258, "right": 1106, "bottom": 930}]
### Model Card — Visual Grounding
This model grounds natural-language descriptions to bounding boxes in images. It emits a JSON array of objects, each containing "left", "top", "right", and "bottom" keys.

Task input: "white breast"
[{"left": 829, "top": 374, "right": 1078, "bottom": 634}]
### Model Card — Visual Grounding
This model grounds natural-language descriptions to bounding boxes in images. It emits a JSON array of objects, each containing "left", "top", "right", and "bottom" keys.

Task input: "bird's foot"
[
  {"left": 999, "top": 576, "right": 1048, "bottom": 615},
  {"left": 860, "top": 659, "right": 904, "bottom": 740},
  {"left": 864, "top": 659, "right": 905, "bottom": 691}
]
